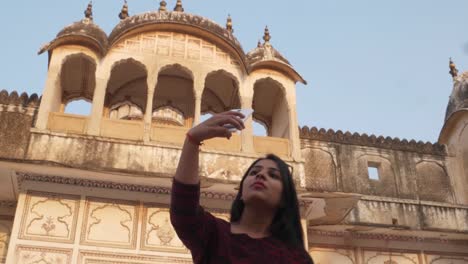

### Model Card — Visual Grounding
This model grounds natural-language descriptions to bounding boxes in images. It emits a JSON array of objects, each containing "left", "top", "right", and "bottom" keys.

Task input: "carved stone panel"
[
  {"left": 113, "top": 32, "right": 239, "bottom": 67},
  {"left": 81, "top": 197, "right": 139, "bottom": 249},
  {"left": 141, "top": 205, "right": 187, "bottom": 253},
  {"left": 19, "top": 191, "right": 80, "bottom": 243},
  {"left": 426, "top": 254, "right": 468, "bottom": 264},
  {"left": 15, "top": 245, "right": 72, "bottom": 264},
  {"left": 78, "top": 250, "right": 192, "bottom": 264},
  {"left": 363, "top": 250, "right": 420, "bottom": 264},
  {"left": 302, "top": 148, "right": 337, "bottom": 191},
  {"left": 0, "top": 218, "right": 12, "bottom": 263},
  {"left": 416, "top": 161, "right": 453, "bottom": 203},
  {"left": 309, "top": 247, "right": 355, "bottom": 264}
]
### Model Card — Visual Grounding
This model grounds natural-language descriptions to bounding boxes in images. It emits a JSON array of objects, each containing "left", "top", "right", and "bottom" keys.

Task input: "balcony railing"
[
  {"left": 151, "top": 124, "right": 188, "bottom": 146},
  {"left": 46, "top": 113, "right": 290, "bottom": 157},
  {"left": 47, "top": 112, "right": 88, "bottom": 134},
  {"left": 253, "top": 136, "right": 290, "bottom": 157},
  {"left": 101, "top": 118, "right": 144, "bottom": 141}
]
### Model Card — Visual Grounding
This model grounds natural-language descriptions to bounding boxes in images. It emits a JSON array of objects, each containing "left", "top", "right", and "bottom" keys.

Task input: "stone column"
[
  {"left": 241, "top": 96, "right": 254, "bottom": 153},
  {"left": 289, "top": 104, "right": 302, "bottom": 161},
  {"left": 193, "top": 74, "right": 205, "bottom": 126},
  {"left": 87, "top": 71, "right": 110, "bottom": 136},
  {"left": 143, "top": 74, "right": 158, "bottom": 142},
  {"left": 301, "top": 219, "right": 309, "bottom": 250},
  {"left": 35, "top": 52, "right": 67, "bottom": 130}
]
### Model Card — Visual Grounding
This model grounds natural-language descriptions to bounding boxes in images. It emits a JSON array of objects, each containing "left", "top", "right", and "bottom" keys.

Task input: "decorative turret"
[
  {"left": 38, "top": 2, "right": 108, "bottom": 56},
  {"left": 84, "top": 1, "right": 93, "bottom": 21},
  {"left": 159, "top": 0, "right": 167, "bottom": 12},
  {"left": 174, "top": 0, "right": 184, "bottom": 12},
  {"left": 449, "top": 57, "right": 459, "bottom": 78},
  {"left": 226, "top": 14, "right": 233, "bottom": 33},
  {"left": 119, "top": 0, "right": 129, "bottom": 20},
  {"left": 263, "top": 26, "right": 271, "bottom": 46},
  {"left": 246, "top": 26, "right": 306, "bottom": 84}
]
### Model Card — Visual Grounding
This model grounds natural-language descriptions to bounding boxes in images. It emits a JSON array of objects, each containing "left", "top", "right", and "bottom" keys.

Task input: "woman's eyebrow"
[{"left": 253, "top": 165, "right": 279, "bottom": 172}]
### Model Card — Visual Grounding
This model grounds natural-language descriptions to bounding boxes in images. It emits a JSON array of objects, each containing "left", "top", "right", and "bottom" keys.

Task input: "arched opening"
[
  {"left": 252, "top": 78, "right": 290, "bottom": 156},
  {"left": 105, "top": 58, "right": 148, "bottom": 118},
  {"left": 153, "top": 64, "right": 194, "bottom": 127},
  {"left": 47, "top": 53, "right": 97, "bottom": 134},
  {"left": 60, "top": 53, "right": 97, "bottom": 108},
  {"left": 102, "top": 58, "right": 147, "bottom": 140},
  {"left": 151, "top": 64, "right": 194, "bottom": 145},
  {"left": 200, "top": 70, "right": 242, "bottom": 152},
  {"left": 252, "top": 78, "right": 290, "bottom": 138},
  {"left": 64, "top": 98, "right": 92, "bottom": 116},
  {"left": 201, "top": 70, "right": 241, "bottom": 114},
  {"left": 253, "top": 120, "right": 268, "bottom": 137}
]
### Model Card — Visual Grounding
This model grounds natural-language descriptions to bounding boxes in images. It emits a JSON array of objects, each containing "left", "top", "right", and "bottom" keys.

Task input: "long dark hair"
[{"left": 230, "top": 154, "right": 306, "bottom": 249}]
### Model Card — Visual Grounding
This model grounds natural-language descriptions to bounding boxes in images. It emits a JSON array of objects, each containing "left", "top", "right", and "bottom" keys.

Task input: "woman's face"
[{"left": 241, "top": 159, "right": 284, "bottom": 210}]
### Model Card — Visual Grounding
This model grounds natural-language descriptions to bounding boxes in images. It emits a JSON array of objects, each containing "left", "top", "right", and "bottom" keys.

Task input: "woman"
[{"left": 170, "top": 111, "right": 314, "bottom": 264}]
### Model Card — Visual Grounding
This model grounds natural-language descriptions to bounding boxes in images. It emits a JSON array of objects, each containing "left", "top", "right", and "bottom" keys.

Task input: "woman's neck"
[{"left": 232, "top": 204, "right": 275, "bottom": 238}]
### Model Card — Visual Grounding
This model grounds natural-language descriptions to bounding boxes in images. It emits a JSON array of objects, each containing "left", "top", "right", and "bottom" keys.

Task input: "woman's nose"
[{"left": 255, "top": 171, "right": 266, "bottom": 180}]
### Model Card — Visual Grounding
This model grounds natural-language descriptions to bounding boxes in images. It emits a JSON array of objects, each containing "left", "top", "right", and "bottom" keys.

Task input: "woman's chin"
[{"left": 243, "top": 194, "right": 275, "bottom": 208}]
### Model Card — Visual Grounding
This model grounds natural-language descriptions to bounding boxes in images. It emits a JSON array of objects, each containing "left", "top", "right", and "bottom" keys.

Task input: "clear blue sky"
[{"left": 1, "top": 0, "right": 467, "bottom": 143}]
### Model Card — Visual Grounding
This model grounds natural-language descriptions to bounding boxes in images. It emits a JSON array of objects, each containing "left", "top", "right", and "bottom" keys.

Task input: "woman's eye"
[
  {"left": 249, "top": 171, "right": 258, "bottom": 175},
  {"left": 269, "top": 173, "right": 279, "bottom": 179}
]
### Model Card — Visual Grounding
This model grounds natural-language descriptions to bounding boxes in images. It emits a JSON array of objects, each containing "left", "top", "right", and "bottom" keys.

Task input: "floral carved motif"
[
  {"left": 81, "top": 197, "right": 138, "bottom": 249},
  {"left": 0, "top": 220, "right": 12, "bottom": 263},
  {"left": 141, "top": 206, "right": 187, "bottom": 253},
  {"left": 19, "top": 191, "right": 80, "bottom": 243}
]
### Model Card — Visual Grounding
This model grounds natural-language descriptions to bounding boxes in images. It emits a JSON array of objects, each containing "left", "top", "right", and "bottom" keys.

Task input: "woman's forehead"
[{"left": 252, "top": 159, "right": 279, "bottom": 170}]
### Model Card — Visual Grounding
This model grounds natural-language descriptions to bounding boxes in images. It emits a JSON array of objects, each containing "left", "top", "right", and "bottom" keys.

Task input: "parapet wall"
[
  {"left": 0, "top": 90, "right": 40, "bottom": 159},
  {"left": 299, "top": 126, "right": 454, "bottom": 204}
]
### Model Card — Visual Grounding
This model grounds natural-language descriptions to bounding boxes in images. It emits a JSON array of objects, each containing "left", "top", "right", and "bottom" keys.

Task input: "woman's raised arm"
[{"left": 174, "top": 111, "right": 245, "bottom": 184}]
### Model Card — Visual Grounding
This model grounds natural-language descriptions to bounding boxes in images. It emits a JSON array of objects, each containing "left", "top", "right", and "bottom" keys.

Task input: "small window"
[
  {"left": 368, "top": 165, "right": 380, "bottom": 181},
  {"left": 65, "top": 99, "right": 92, "bottom": 116}
]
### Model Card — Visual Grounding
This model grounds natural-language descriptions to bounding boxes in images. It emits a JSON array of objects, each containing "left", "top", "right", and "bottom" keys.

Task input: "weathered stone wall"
[
  {"left": 0, "top": 90, "right": 39, "bottom": 160},
  {"left": 300, "top": 127, "right": 454, "bottom": 203},
  {"left": 26, "top": 130, "right": 306, "bottom": 185}
]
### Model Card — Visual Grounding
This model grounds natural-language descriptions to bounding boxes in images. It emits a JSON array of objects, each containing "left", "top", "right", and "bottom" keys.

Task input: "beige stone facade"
[{"left": 0, "top": 2, "right": 467, "bottom": 263}]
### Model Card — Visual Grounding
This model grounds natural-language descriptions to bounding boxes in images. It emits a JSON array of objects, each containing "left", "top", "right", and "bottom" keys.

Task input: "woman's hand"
[{"left": 188, "top": 111, "right": 246, "bottom": 143}]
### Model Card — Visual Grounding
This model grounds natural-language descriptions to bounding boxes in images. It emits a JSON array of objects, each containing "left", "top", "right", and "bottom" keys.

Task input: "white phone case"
[{"left": 224, "top": 109, "right": 253, "bottom": 132}]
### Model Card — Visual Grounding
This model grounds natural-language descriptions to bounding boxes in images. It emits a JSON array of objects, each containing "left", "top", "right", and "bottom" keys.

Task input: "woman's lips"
[{"left": 251, "top": 182, "right": 266, "bottom": 189}]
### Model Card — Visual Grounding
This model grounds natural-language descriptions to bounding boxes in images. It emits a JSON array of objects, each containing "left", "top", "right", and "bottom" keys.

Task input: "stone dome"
[
  {"left": 445, "top": 71, "right": 468, "bottom": 120},
  {"left": 246, "top": 42, "right": 306, "bottom": 84},
  {"left": 246, "top": 43, "right": 291, "bottom": 66},
  {"left": 39, "top": 18, "right": 108, "bottom": 56}
]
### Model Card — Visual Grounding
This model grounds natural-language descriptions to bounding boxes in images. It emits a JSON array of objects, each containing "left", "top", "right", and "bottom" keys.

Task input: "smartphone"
[{"left": 224, "top": 109, "right": 253, "bottom": 132}]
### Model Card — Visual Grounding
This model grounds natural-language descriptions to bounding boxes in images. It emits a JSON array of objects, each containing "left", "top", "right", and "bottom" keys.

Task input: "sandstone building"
[{"left": 0, "top": 1, "right": 467, "bottom": 263}]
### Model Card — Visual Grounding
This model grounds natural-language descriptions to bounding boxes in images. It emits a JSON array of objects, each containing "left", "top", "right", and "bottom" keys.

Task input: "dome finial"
[
  {"left": 159, "top": 0, "right": 167, "bottom": 12},
  {"left": 226, "top": 14, "right": 234, "bottom": 33},
  {"left": 263, "top": 26, "right": 271, "bottom": 45},
  {"left": 257, "top": 40, "right": 262, "bottom": 48},
  {"left": 174, "top": 0, "right": 184, "bottom": 12},
  {"left": 449, "top": 57, "right": 459, "bottom": 78},
  {"left": 119, "top": 0, "right": 129, "bottom": 20},
  {"left": 84, "top": 1, "right": 93, "bottom": 20}
]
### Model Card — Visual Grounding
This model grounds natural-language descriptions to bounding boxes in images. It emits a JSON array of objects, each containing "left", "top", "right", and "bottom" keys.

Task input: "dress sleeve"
[{"left": 169, "top": 178, "right": 218, "bottom": 262}]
